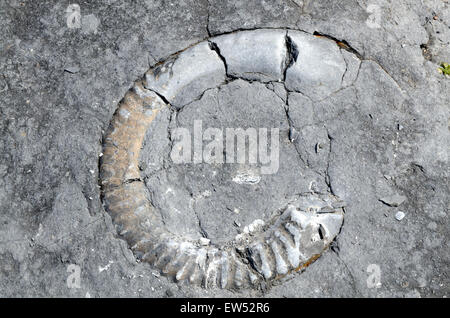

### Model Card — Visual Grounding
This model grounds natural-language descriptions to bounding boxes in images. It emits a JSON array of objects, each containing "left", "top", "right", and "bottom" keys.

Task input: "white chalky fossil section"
[
  {"left": 285, "top": 30, "right": 347, "bottom": 101},
  {"left": 210, "top": 29, "right": 287, "bottom": 82},
  {"left": 101, "top": 29, "right": 357, "bottom": 290}
]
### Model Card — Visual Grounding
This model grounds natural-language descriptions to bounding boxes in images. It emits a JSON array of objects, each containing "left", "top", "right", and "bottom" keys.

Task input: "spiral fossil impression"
[{"left": 100, "top": 29, "right": 351, "bottom": 289}]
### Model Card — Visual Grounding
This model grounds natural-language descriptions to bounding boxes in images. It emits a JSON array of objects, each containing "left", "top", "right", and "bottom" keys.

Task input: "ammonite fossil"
[{"left": 100, "top": 29, "right": 356, "bottom": 290}]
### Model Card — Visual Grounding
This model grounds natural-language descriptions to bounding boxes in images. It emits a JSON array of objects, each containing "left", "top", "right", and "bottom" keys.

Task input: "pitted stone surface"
[
  {"left": 285, "top": 31, "right": 347, "bottom": 100},
  {"left": 145, "top": 42, "right": 226, "bottom": 108},
  {"left": 211, "top": 29, "right": 287, "bottom": 82}
]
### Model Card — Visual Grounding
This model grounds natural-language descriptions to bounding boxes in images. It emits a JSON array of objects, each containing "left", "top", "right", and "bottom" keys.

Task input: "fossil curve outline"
[{"left": 100, "top": 29, "right": 352, "bottom": 290}]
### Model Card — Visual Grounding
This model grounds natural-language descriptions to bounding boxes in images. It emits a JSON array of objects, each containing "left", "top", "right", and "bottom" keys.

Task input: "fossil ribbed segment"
[{"left": 100, "top": 29, "right": 355, "bottom": 290}]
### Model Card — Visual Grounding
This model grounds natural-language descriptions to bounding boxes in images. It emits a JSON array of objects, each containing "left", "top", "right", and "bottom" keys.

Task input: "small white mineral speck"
[
  {"left": 199, "top": 237, "right": 210, "bottom": 246},
  {"left": 395, "top": 211, "right": 405, "bottom": 221}
]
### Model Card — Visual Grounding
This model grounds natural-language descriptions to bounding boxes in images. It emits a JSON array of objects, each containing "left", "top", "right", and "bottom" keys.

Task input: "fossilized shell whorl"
[{"left": 100, "top": 29, "right": 355, "bottom": 290}]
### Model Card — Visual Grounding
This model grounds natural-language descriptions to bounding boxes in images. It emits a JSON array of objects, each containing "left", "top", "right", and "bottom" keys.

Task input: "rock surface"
[{"left": 0, "top": 0, "right": 449, "bottom": 297}]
